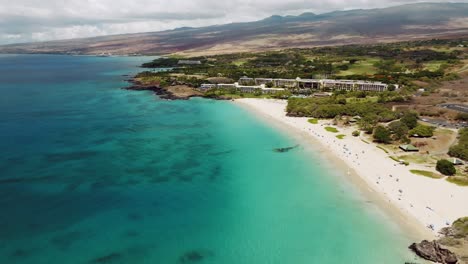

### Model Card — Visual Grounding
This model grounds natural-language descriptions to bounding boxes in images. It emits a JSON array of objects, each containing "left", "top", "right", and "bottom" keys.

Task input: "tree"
[
  {"left": 400, "top": 112, "right": 419, "bottom": 129},
  {"left": 387, "top": 84, "right": 396, "bottom": 91},
  {"left": 359, "top": 114, "right": 379, "bottom": 134},
  {"left": 436, "top": 159, "right": 456, "bottom": 176},
  {"left": 373, "top": 125, "right": 392, "bottom": 144},
  {"left": 388, "top": 121, "right": 409, "bottom": 141},
  {"left": 352, "top": 130, "right": 360, "bottom": 137},
  {"left": 448, "top": 128, "right": 468, "bottom": 161}
]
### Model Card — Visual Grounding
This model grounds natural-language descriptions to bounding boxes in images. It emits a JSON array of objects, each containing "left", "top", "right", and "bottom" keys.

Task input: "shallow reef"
[{"left": 179, "top": 250, "right": 214, "bottom": 263}]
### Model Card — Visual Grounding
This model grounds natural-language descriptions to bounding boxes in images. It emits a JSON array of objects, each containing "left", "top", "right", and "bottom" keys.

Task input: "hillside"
[{"left": 0, "top": 3, "right": 467, "bottom": 56}]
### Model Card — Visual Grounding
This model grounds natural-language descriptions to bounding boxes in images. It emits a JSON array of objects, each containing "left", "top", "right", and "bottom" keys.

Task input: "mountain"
[{"left": 1, "top": 3, "right": 467, "bottom": 56}]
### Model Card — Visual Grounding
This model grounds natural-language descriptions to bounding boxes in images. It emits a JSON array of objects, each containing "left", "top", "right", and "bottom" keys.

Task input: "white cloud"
[{"left": 0, "top": 0, "right": 466, "bottom": 44}]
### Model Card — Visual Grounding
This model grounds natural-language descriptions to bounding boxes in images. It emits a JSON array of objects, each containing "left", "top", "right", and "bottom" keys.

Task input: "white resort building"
[
  {"left": 201, "top": 77, "right": 396, "bottom": 94},
  {"left": 236, "top": 77, "right": 395, "bottom": 92}
]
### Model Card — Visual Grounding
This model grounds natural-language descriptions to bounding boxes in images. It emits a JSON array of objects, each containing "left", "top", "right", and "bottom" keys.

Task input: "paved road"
[
  {"left": 439, "top": 104, "right": 468, "bottom": 114},
  {"left": 420, "top": 117, "right": 468, "bottom": 129}
]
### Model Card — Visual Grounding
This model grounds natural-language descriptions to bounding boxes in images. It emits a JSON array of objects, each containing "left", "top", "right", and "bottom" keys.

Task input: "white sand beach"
[{"left": 236, "top": 98, "right": 468, "bottom": 237}]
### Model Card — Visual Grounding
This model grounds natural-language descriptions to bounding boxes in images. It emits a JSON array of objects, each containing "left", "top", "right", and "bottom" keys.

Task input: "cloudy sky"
[{"left": 0, "top": 0, "right": 466, "bottom": 45}]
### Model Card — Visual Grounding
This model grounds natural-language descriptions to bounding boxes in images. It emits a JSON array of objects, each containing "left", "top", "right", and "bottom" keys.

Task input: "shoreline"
[{"left": 235, "top": 98, "right": 468, "bottom": 240}]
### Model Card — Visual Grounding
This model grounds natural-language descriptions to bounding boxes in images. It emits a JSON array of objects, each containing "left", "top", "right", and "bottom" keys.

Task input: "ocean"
[{"left": 0, "top": 54, "right": 418, "bottom": 263}]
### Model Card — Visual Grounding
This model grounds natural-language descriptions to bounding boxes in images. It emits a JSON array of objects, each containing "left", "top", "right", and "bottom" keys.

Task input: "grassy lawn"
[
  {"left": 361, "top": 139, "right": 370, "bottom": 144},
  {"left": 337, "top": 58, "right": 380, "bottom": 76},
  {"left": 398, "top": 154, "right": 436, "bottom": 165},
  {"left": 325, "top": 127, "right": 339, "bottom": 133},
  {"left": 336, "top": 134, "right": 346, "bottom": 139},
  {"left": 447, "top": 176, "right": 468, "bottom": 186},
  {"left": 308, "top": 118, "right": 318, "bottom": 124},
  {"left": 231, "top": 58, "right": 252, "bottom": 66},
  {"left": 423, "top": 60, "right": 445, "bottom": 71},
  {"left": 410, "top": 170, "right": 442, "bottom": 179},
  {"left": 390, "top": 156, "right": 410, "bottom": 165},
  {"left": 377, "top": 145, "right": 389, "bottom": 154}
]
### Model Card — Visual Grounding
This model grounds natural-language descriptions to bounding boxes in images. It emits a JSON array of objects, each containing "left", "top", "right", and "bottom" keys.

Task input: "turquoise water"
[{"left": 0, "top": 54, "right": 418, "bottom": 263}]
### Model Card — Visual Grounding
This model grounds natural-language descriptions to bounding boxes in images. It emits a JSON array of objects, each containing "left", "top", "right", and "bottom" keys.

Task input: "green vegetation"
[
  {"left": 452, "top": 217, "right": 468, "bottom": 236},
  {"left": 388, "top": 121, "right": 410, "bottom": 142},
  {"left": 398, "top": 154, "right": 435, "bottom": 165},
  {"left": 308, "top": 118, "right": 318, "bottom": 124},
  {"left": 137, "top": 39, "right": 462, "bottom": 91},
  {"left": 336, "top": 134, "right": 346, "bottom": 139},
  {"left": 455, "top": 113, "right": 468, "bottom": 121},
  {"left": 352, "top": 130, "right": 360, "bottom": 137},
  {"left": 436, "top": 159, "right": 456, "bottom": 176},
  {"left": 325, "top": 127, "right": 339, "bottom": 133},
  {"left": 141, "top": 57, "right": 180, "bottom": 68},
  {"left": 373, "top": 126, "right": 392, "bottom": 144},
  {"left": 409, "top": 124, "right": 435, "bottom": 138},
  {"left": 287, "top": 97, "right": 397, "bottom": 121},
  {"left": 449, "top": 128, "right": 468, "bottom": 161},
  {"left": 400, "top": 112, "right": 419, "bottom": 129},
  {"left": 336, "top": 57, "right": 379, "bottom": 76},
  {"left": 390, "top": 156, "right": 410, "bottom": 165},
  {"left": 410, "top": 170, "right": 442, "bottom": 179},
  {"left": 376, "top": 145, "right": 390, "bottom": 154},
  {"left": 202, "top": 88, "right": 291, "bottom": 99},
  {"left": 447, "top": 176, "right": 468, "bottom": 186}
]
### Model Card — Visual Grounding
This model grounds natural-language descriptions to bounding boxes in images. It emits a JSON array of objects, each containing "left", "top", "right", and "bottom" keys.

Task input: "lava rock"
[{"left": 409, "top": 240, "right": 458, "bottom": 264}]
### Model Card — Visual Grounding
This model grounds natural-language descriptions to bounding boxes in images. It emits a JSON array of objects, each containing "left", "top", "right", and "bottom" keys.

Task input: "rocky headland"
[
  {"left": 124, "top": 78, "right": 230, "bottom": 100},
  {"left": 410, "top": 217, "right": 468, "bottom": 264}
]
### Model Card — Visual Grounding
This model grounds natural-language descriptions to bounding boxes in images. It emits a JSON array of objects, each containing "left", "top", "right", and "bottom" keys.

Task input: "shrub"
[
  {"left": 325, "top": 127, "right": 339, "bottom": 133},
  {"left": 448, "top": 128, "right": 468, "bottom": 160},
  {"left": 308, "top": 118, "right": 318, "bottom": 124},
  {"left": 455, "top": 113, "right": 468, "bottom": 121},
  {"left": 409, "top": 124, "right": 435, "bottom": 138},
  {"left": 436, "top": 159, "right": 456, "bottom": 176},
  {"left": 352, "top": 130, "right": 360, "bottom": 137},
  {"left": 373, "top": 125, "right": 392, "bottom": 144}
]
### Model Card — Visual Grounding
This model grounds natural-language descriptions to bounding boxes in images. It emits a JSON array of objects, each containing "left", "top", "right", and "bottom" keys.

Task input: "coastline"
[{"left": 235, "top": 98, "right": 468, "bottom": 240}]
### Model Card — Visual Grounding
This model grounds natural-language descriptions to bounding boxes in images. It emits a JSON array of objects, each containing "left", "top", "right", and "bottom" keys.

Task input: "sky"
[{"left": 0, "top": 0, "right": 466, "bottom": 45}]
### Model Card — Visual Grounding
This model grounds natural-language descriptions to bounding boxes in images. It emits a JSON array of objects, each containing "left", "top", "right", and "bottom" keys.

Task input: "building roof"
[
  {"left": 399, "top": 144, "right": 419, "bottom": 151},
  {"left": 450, "top": 158, "right": 465, "bottom": 165}
]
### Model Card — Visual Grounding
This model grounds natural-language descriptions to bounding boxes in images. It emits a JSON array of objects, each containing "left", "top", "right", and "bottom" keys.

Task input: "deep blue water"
[{"left": 0, "top": 54, "right": 419, "bottom": 263}]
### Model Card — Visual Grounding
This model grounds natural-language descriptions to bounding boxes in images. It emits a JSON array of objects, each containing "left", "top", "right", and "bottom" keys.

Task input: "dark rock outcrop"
[
  {"left": 273, "top": 145, "right": 299, "bottom": 153},
  {"left": 124, "top": 78, "right": 229, "bottom": 100},
  {"left": 409, "top": 240, "right": 458, "bottom": 264}
]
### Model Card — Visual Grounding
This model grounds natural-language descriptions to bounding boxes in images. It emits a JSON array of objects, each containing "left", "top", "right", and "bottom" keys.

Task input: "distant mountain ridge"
[{"left": 1, "top": 2, "right": 467, "bottom": 56}]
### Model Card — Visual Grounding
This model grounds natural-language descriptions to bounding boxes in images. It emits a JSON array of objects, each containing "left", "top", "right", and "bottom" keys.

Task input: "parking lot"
[{"left": 439, "top": 104, "right": 468, "bottom": 114}]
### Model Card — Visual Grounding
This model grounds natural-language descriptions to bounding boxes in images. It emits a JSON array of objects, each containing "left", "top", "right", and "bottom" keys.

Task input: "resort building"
[
  {"left": 238, "top": 77, "right": 255, "bottom": 86},
  {"left": 322, "top": 79, "right": 356, "bottom": 91},
  {"left": 274, "top": 78, "right": 298, "bottom": 88},
  {"left": 216, "top": 83, "right": 236, "bottom": 89},
  {"left": 237, "top": 77, "right": 395, "bottom": 92},
  {"left": 297, "top": 79, "right": 321, "bottom": 89},
  {"left": 200, "top": 84, "right": 217, "bottom": 90},
  {"left": 253, "top": 78, "right": 275, "bottom": 86},
  {"left": 178, "top": 60, "right": 202, "bottom": 65}
]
